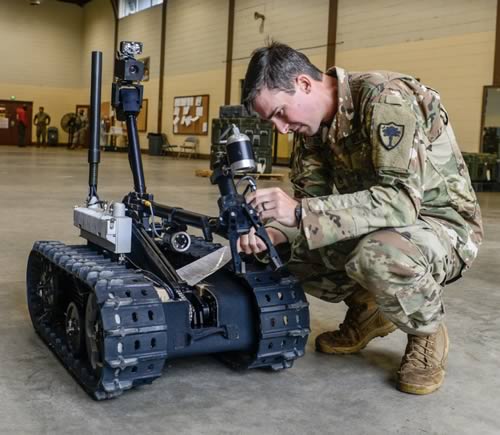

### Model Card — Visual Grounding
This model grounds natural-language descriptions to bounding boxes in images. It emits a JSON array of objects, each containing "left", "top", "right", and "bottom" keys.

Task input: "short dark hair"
[{"left": 242, "top": 41, "right": 323, "bottom": 113}]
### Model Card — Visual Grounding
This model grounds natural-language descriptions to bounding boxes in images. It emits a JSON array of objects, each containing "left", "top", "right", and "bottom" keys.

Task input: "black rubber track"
[{"left": 27, "top": 241, "right": 168, "bottom": 400}]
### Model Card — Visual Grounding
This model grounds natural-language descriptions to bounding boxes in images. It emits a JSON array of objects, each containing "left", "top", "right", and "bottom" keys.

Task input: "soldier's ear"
[{"left": 295, "top": 74, "right": 312, "bottom": 94}]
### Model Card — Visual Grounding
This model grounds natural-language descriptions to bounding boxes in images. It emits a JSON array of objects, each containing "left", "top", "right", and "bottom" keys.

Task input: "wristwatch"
[{"left": 294, "top": 203, "right": 302, "bottom": 229}]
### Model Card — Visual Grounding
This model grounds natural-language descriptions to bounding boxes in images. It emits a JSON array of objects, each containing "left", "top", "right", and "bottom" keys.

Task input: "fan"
[{"left": 60, "top": 112, "right": 78, "bottom": 147}]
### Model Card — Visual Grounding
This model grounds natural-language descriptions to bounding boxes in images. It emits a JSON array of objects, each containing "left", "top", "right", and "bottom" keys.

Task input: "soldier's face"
[{"left": 253, "top": 78, "right": 322, "bottom": 136}]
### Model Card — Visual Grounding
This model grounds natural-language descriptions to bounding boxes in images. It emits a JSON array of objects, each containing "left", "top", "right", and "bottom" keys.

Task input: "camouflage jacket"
[
  {"left": 291, "top": 67, "right": 483, "bottom": 267},
  {"left": 34, "top": 112, "right": 50, "bottom": 127}
]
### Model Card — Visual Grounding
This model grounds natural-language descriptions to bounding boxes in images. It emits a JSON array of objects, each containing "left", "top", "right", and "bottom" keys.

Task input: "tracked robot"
[{"left": 26, "top": 42, "right": 310, "bottom": 399}]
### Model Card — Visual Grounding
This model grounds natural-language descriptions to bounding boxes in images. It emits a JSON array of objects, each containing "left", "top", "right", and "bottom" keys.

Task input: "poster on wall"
[
  {"left": 75, "top": 105, "right": 89, "bottom": 120},
  {"left": 138, "top": 57, "right": 150, "bottom": 81},
  {"left": 172, "top": 95, "right": 209, "bottom": 135}
]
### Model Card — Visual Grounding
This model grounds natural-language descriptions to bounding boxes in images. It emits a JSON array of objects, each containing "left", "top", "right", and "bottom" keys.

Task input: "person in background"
[
  {"left": 16, "top": 104, "right": 28, "bottom": 147},
  {"left": 100, "top": 116, "right": 110, "bottom": 147},
  {"left": 33, "top": 106, "right": 51, "bottom": 147},
  {"left": 70, "top": 109, "right": 88, "bottom": 149}
]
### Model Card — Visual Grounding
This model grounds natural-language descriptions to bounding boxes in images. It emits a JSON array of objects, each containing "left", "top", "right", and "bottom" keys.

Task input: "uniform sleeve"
[{"left": 301, "top": 97, "right": 428, "bottom": 250}]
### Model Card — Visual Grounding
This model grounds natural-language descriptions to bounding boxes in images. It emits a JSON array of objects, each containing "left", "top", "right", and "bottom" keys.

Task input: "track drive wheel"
[
  {"left": 27, "top": 252, "right": 59, "bottom": 325},
  {"left": 85, "top": 292, "right": 104, "bottom": 377},
  {"left": 65, "top": 302, "right": 86, "bottom": 357}
]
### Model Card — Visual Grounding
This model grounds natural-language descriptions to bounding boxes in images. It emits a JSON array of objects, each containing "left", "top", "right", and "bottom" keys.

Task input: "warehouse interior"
[{"left": 0, "top": 0, "right": 499, "bottom": 434}]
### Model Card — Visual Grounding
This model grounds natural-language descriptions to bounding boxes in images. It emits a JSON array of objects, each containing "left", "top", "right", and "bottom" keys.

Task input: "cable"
[
  {"left": 147, "top": 202, "right": 161, "bottom": 238},
  {"left": 124, "top": 255, "right": 176, "bottom": 299}
]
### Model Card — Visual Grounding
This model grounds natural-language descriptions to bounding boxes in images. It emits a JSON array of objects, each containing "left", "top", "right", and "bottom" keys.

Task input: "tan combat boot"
[
  {"left": 315, "top": 290, "right": 397, "bottom": 354},
  {"left": 397, "top": 323, "right": 449, "bottom": 395}
]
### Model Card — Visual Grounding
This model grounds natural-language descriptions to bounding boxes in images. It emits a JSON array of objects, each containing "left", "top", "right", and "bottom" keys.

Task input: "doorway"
[
  {"left": 480, "top": 86, "right": 500, "bottom": 154},
  {"left": 0, "top": 100, "right": 33, "bottom": 146}
]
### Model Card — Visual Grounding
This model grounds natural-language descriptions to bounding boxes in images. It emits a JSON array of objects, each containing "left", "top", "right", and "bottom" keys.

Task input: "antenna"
[{"left": 88, "top": 51, "right": 102, "bottom": 204}]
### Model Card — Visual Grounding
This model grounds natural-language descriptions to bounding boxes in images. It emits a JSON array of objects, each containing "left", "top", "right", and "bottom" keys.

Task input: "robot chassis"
[{"left": 26, "top": 42, "right": 310, "bottom": 399}]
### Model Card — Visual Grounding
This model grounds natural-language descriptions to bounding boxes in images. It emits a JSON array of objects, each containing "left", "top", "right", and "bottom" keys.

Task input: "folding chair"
[
  {"left": 160, "top": 133, "right": 178, "bottom": 155},
  {"left": 178, "top": 136, "right": 199, "bottom": 159}
]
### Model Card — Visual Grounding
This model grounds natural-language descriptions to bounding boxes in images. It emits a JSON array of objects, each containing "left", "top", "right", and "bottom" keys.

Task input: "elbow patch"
[{"left": 371, "top": 101, "right": 416, "bottom": 173}]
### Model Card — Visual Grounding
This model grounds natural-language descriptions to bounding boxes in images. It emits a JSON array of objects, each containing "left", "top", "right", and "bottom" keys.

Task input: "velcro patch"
[
  {"left": 372, "top": 102, "right": 416, "bottom": 173},
  {"left": 378, "top": 123, "right": 405, "bottom": 150}
]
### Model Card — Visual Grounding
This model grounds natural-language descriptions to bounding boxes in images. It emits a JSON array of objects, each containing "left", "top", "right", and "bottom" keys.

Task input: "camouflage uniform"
[
  {"left": 71, "top": 113, "right": 88, "bottom": 148},
  {"left": 34, "top": 111, "right": 51, "bottom": 145},
  {"left": 277, "top": 67, "right": 483, "bottom": 336}
]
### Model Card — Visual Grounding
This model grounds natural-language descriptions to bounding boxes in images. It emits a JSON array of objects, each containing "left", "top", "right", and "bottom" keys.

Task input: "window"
[{"left": 118, "top": 0, "right": 163, "bottom": 19}]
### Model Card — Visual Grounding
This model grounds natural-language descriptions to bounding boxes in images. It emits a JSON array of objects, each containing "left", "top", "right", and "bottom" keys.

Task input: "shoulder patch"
[
  {"left": 378, "top": 123, "right": 405, "bottom": 150},
  {"left": 371, "top": 101, "right": 416, "bottom": 173}
]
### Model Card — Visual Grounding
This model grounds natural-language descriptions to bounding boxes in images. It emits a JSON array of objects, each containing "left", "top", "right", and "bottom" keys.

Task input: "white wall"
[
  {"left": 0, "top": 0, "right": 85, "bottom": 142},
  {"left": 0, "top": 0, "right": 84, "bottom": 88},
  {"left": 162, "top": 0, "right": 229, "bottom": 154},
  {"left": 336, "top": 0, "right": 497, "bottom": 152},
  {"left": 82, "top": 0, "right": 116, "bottom": 92},
  {"left": 0, "top": 0, "right": 115, "bottom": 144},
  {"left": 118, "top": 4, "right": 163, "bottom": 144},
  {"left": 231, "top": 0, "right": 329, "bottom": 105},
  {"left": 0, "top": 0, "right": 497, "bottom": 153}
]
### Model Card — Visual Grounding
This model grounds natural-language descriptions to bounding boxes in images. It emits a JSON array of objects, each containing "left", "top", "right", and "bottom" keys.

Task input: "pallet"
[{"left": 195, "top": 169, "right": 285, "bottom": 180}]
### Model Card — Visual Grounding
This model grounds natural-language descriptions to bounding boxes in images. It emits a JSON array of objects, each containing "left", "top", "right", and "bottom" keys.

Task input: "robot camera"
[
  {"left": 119, "top": 41, "right": 143, "bottom": 58},
  {"left": 114, "top": 41, "right": 145, "bottom": 82}
]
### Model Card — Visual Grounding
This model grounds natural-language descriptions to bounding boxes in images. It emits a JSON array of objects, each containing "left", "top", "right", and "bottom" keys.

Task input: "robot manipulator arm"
[{"left": 210, "top": 126, "right": 283, "bottom": 273}]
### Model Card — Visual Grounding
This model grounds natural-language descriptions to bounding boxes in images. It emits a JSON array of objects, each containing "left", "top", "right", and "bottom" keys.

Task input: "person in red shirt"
[{"left": 16, "top": 105, "right": 28, "bottom": 147}]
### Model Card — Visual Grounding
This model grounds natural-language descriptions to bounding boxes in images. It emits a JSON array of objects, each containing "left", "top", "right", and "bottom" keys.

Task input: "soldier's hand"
[
  {"left": 237, "top": 227, "right": 287, "bottom": 255},
  {"left": 246, "top": 187, "right": 299, "bottom": 227}
]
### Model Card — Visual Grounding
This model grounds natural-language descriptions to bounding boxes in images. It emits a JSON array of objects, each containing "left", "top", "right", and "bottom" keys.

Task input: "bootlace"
[
  {"left": 337, "top": 304, "right": 364, "bottom": 337},
  {"left": 403, "top": 335, "right": 438, "bottom": 369}
]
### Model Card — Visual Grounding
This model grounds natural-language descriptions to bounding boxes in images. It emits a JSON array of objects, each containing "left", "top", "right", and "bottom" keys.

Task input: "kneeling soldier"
[{"left": 238, "top": 42, "right": 483, "bottom": 395}]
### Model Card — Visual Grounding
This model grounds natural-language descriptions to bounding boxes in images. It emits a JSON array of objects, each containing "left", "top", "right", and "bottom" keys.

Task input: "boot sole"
[
  {"left": 397, "top": 375, "right": 445, "bottom": 395},
  {"left": 316, "top": 323, "right": 397, "bottom": 354}
]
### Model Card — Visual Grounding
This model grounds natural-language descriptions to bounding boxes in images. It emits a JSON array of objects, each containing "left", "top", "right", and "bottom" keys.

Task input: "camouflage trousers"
[
  {"left": 287, "top": 218, "right": 464, "bottom": 335},
  {"left": 36, "top": 125, "right": 47, "bottom": 145}
]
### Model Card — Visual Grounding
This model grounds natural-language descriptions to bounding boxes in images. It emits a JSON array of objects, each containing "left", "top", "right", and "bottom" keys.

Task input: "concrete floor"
[{"left": 0, "top": 145, "right": 499, "bottom": 435}]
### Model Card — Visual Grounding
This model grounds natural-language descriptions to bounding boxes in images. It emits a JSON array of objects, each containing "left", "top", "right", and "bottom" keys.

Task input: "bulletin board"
[{"left": 173, "top": 94, "right": 209, "bottom": 135}]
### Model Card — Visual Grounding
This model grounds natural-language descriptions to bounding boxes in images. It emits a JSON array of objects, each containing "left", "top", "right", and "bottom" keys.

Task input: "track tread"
[
  {"left": 28, "top": 241, "right": 168, "bottom": 400},
  {"left": 183, "top": 238, "right": 310, "bottom": 370}
]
